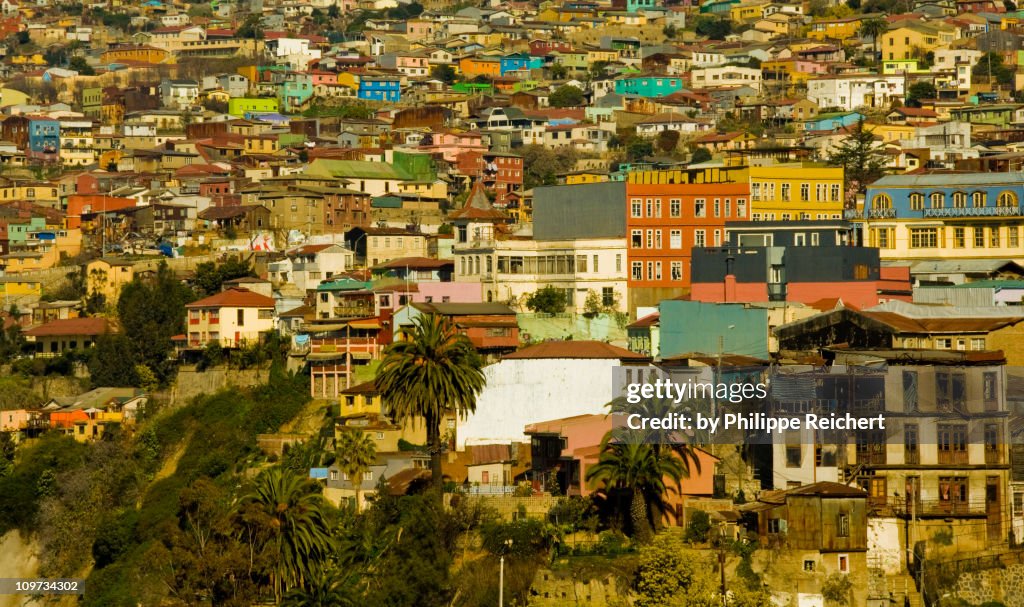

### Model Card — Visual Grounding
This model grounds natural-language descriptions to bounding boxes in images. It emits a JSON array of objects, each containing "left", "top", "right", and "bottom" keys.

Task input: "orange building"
[
  {"left": 100, "top": 44, "right": 170, "bottom": 65},
  {"left": 458, "top": 57, "right": 501, "bottom": 79},
  {"left": 625, "top": 167, "right": 750, "bottom": 311}
]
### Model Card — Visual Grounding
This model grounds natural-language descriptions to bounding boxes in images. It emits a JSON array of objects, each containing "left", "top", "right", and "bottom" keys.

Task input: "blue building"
[
  {"left": 27, "top": 118, "right": 59, "bottom": 162},
  {"left": 613, "top": 75, "right": 685, "bottom": 98},
  {"left": 803, "top": 111, "right": 864, "bottom": 132},
  {"left": 499, "top": 53, "right": 543, "bottom": 76},
  {"left": 659, "top": 300, "right": 772, "bottom": 359},
  {"left": 861, "top": 173, "right": 1024, "bottom": 262},
  {"left": 358, "top": 76, "right": 401, "bottom": 102}
]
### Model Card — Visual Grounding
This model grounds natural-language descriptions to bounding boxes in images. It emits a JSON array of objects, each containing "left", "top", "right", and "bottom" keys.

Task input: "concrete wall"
[
  {"left": 457, "top": 358, "right": 621, "bottom": 448},
  {"left": 170, "top": 365, "right": 268, "bottom": 405},
  {"left": 868, "top": 518, "right": 905, "bottom": 575}
]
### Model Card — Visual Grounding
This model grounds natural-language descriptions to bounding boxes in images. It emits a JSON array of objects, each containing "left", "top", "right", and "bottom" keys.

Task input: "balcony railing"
[
  {"left": 923, "top": 205, "right": 1023, "bottom": 218},
  {"left": 867, "top": 208, "right": 897, "bottom": 218},
  {"left": 844, "top": 209, "right": 863, "bottom": 219},
  {"left": 938, "top": 449, "right": 970, "bottom": 465}
]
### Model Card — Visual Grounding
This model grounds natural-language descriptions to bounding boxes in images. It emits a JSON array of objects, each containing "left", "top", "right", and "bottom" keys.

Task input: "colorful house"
[
  {"left": 227, "top": 97, "right": 280, "bottom": 117},
  {"left": 613, "top": 75, "right": 685, "bottom": 98},
  {"left": 357, "top": 76, "right": 401, "bottom": 102},
  {"left": 184, "top": 287, "right": 276, "bottom": 349},
  {"left": 748, "top": 164, "right": 844, "bottom": 221},
  {"left": 499, "top": 53, "right": 543, "bottom": 76}
]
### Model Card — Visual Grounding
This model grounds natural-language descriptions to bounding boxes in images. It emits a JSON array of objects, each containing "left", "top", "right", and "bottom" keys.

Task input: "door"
[{"left": 987, "top": 476, "right": 1002, "bottom": 543}]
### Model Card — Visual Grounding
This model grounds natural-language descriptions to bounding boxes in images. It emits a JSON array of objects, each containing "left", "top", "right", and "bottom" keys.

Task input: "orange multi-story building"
[{"left": 625, "top": 166, "right": 750, "bottom": 312}]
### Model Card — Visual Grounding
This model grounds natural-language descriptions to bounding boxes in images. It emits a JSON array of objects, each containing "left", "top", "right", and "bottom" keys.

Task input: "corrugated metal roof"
[{"left": 871, "top": 173, "right": 1024, "bottom": 187}]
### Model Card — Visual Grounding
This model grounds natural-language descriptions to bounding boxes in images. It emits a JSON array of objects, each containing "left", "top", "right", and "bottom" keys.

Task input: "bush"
[
  {"left": 525, "top": 286, "right": 567, "bottom": 314},
  {"left": 684, "top": 510, "right": 711, "bottom": 543}
]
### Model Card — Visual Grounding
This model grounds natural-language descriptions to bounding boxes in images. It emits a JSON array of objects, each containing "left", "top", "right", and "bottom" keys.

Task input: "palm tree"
[
  {"left": 239, "top": 467, "right": 335, "bottom": 603},
  {"left": 280, "top": 567, "right": 359, "bottom": 607},
  {"left": 858, "top": 17, "right": 889, "bottom": 66},
  {"left": 335, "top": 427, "right": 377, "bottom": 512},
  {"left": 376, "top": 313, "right": 486, "bottom": 488},
  {"left": 585, "top": 436, "right": 685, "bottom": 543}
]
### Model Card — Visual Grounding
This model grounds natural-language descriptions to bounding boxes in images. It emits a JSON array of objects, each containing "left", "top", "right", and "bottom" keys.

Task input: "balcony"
[
  {"left": 937, "top": 449, "right": 970, "bottom": 465},
  {"left": 767, "top": 283, "right": 787, "bottom": 301},
  {"left": 923, "top": 205, "right": 1023, "bottom": 218},
  {"left": 867, "top": 208, "right": 897, "bottom": 219},
  {"left": 844, "top": 209, "right": 863, "bottom": 220},
  {"left": 333, "top": 305, "right": 374, "bottom": 318}
]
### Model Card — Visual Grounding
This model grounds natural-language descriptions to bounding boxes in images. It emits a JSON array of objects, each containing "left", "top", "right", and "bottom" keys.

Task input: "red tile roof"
[
  {"left": 502, "top": 340, "right": 648, "bottom": 361},
  {"left": 24, "top": 317, "right": 110, "bottom": 337},
  {"left": 186, "top": 287, "right": 275, "bottom": 309}
]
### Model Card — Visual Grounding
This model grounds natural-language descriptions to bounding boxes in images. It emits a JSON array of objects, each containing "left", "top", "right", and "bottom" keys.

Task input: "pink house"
[
  {"left": 309, "top": 70, "right": 339, "bottom": 86},
  {"left": 525, "top": 414, "right": 720, "bottom": 525},
  {"left": 420, "top": 131, "right": 488, "bottom": 162}
]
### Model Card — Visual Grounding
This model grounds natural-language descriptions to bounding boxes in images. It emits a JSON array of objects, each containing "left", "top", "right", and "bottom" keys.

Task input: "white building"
[
  {"left": 806, "top": 75, "right": 905, "bottom": 111},
  {"left": 268, "top": 243, "right": 355, "bottom": 292},
  {"left": 456, "top": 341, "right": 648, "bottom": 448},
  {"left": 690, "top": 66, "right": 762, "bottom": 93}
]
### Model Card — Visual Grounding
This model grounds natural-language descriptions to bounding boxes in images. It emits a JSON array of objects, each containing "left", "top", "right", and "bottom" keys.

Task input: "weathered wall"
[
  {"left": 528, "top": 570, "right": 629, "bottom": 606},
  {"left": 170, "top": 366, "right": 269, "bottom": 405},
  {"left": 517, "top": 313, "right": 627, "bottom": 346},
  {"left": 953, "top": 563, "right": 1024, "bottom": 607},
  {"left": 868, "top": 518, "right": 905, "bottom": 575},
  {"left": 459, "top": 495, "right": 561, "bottom": 521}
]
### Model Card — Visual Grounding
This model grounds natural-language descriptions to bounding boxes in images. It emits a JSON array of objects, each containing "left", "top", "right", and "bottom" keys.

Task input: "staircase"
[{"left": 886, "top": 573, "right": 924, "bottom": 607}]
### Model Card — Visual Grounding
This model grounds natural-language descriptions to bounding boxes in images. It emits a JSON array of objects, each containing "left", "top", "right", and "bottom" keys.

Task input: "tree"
[
  {"left": 238, "top": 468, "right": 335, "bottom": 603},
  {"left": 858, "top": 17, "right": 888, "bottom": 64},
  {"left": 524, "top": 286, "right": 568, "bottom": 314},
  {"left": 375, "top": 314, "right": 486, "bottom": 489},
  {"left": 116, "top": 261, "right": 193, "bottom": 385},
  {"left": 237, "top": 14, "right": 263, "bottom": 39},
  {"left": 430, "top": 64, "right": 457, "bottom": 84},
  {"left": 633, "top": 533, "right": 719, "bottom": 607},
  {"left": 827, "top": 120, "right": 887, "bottom": 197},
  {"left": 694, "top": 16, "right": 731, "bottom": 40},
  {"left": 335, "top": 428, "right": 376, "bottom": 512},
  {"left": 548, "top": 62, "right": 568, "bottom": 80},
  {"left": 586, "top": 437, "right": 685, "bottom": 543},
  {"left": 656, "top": 129, "right": 680, "bottom": 153},
  {"left": 281, "top": 568, "right": 359, "bottom": 607},
  {"left": 522, "top": 144, "right": 580, "bottom": 189},
  {"left": 627, "top": 138, "right": 654, "bottom": 162},
  {"left": 663, "top": 24, "right": 677, "bottom": 39},
  {"left": 549, "top": 84, "right": 584, "bottom": 108},
  {"left": 690, "top": 147, "right": 712, "bottom": 164},
  {"left": 69, "top": 56, "right": 95, "bottom": 76},
  {"left": 88, "top": 333, "right": 140, "bottom": 388},
  {"left": 974, "top": 52, "right": 1015, "bottom": 85},
  {"left": 192, "top": 257, "right": 256, "bottom": 297},
  {"left": 906, "top": 80, "right": 937, "bottom": 103}
]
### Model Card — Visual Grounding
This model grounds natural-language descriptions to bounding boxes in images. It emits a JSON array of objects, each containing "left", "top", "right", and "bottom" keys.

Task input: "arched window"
[
  {"left": 930, "top": 193, "right": 944, "bottom": 209},
  {"left": 952, "top": 192, "right": 967, "bottom": 208},
  {"left": 909, "top": 192, "right": 924, "bottom": 210},
  {"left": 972, "top": 191, "right": 986, "bottom": 207},
  {"left": 873, "top": 193, "right": 892, "bottom": 209},
  {"left": 998, "top": 191, "right": 1018, "bottom": 207}
]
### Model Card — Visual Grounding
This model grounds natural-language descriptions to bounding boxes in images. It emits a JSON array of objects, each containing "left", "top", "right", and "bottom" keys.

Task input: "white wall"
[
  {"left": 867, "top": 517, "right": 904, "bottom": 574},
  {"left": 458, "top": 358, "right": 621, "bottom": 448}
]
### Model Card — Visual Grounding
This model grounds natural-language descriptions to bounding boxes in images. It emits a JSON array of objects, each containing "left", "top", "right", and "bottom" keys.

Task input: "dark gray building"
[{"left": 532, "top": 181, "right": 626, "bottom": 241}]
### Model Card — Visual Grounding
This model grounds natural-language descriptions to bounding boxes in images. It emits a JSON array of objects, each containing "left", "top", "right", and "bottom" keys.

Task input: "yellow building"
[
  {"left": 807, "top": 15, "right": 869, "bottom": 41},
  {"left": 881, "top": 23, "right": 956, "bottom": 62},
  {"left": 85, "top": 258, "right": 136, "bottom": 305},
  {"left": 730, "top": 0, "right": 769, "bottom": 23},
  {"left": 0, "top": 277, "right": 42, "bottom": 302},
  {"left": 563, "top": 170, "right": 610, "bottom": 185},
  {"left": 748, "top": 164, "right": 845, "bottom": 221}
]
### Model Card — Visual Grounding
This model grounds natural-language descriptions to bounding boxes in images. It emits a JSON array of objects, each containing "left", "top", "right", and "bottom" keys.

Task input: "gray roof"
[
  {"left": 900, "top": 259, "right": 1024, "bottom": 274},
  {"left": 871, "top": 173, "right": 1024, "bottom": 188},
  {"left": 533, "top": 181, "right": 626, "bottom": 241}
]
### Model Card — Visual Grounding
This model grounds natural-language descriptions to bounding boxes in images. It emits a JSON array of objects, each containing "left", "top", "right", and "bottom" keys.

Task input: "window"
[
  {"left": 953, "top": 192, "right": 967, "bottom": 208},
  {"left": 975, "top": 227, "right": 985, "bottom": 248},
  {"left": 593, "top": 255, "right": 599, "bottom": 272},
  {"left": 873, "top": 193, "right": 892, "bottom": 209},
  {"left": 984, "top": 371, "right": 998, "bottom": 409},
  {"left": 631, "top": 199, "right": 642, "bottom": 217},
  {"left": 903, "top": 370, "right": 918, "bottom": 411},
  {"left": 930, "top": 192, "right": 944, "bottom": 209},
  {"left": 258, "top": 309, "right": 272, "bottom": 319},
  {"left": 954, "top": 227, "right": 966, "bottom": 248},
  {"left": 794, "top": 233, "right": 806, "bottom": 246},
  {"left": 768, "top": 518, "right": 786, "bottom": 534},
  {"left": 616, "top": 254, "right": 622, "bottom": 272},
  {"left": 655, "top": 230, "right": 662, "bottom": 249},
  {"left": 909, "top": 192, "right": 924, "bottom": 210},
  {"left": 601, "top": 287, "right": 615, "bottom": 307},
  {"left": 800, "top": 183, "right": 809, "bottom": 201},
  {"left": 990, "top": 226, "right": 1002, "bottom": 248},
  {"left": 694, "top": 230, "right": 706, "bottom": 247},
  {"left": 1011, "top": 227, "right": 1020, "bottom": 247},
  {"left": 973, "top": 191, "right": 986, "bottom": 207},
  {"left": 909, "top": 227, "right": 938, "bottom": 248},
  {"left": 645, "top": 199, "right": 653, "bottom": 217},
  {"left": 972, "top": 337, "right": 987, "bottom": 351},
  {"left": 646, "top": 261, "right": 654, "bottom": 281},
  {"left": 751, "top": 183, "right": 760, "bottom": 201},
  {"left": 838, "top": 555, "right": 849, "bottom": 574},
  {"left": 781, "top": 183, "right": 791, "bottom": 202},
  {"left": 785, "top": 431, "right": 801, "bottom": 467},
  {"left": 714, "top": 199, "right": 721, "bottom": 217},
  {"left": 737, "top": 199, "right": 746, "bottom": 218},
  {"left": 804, "top": 560, "right": 815, "bottom": 572},
  {"left": 694, "top": 199, "right": 706, "bottom": 217},
  {"left": 654, "top": 199, "right": 661, "bottom": 217},
  {"left": 938, "top": 424, "right": 968, "bottom": 464},
  {"left": 985, "top": 423, "right": 1000, "bottom": 464},
  {"left": 646, "top": 230, "right": 653, "bottom": 248},
  {"left": 669, "top": 198, "right": 681, "bottom": 217},
  {"left": 237, "top": 309, "right": 245, "bottom": 326},
  {"left": 654, "top": 261, "right": 662, "bottom": 280},
  {"left": 939, "top": 476, "right": 968, "bottom": 510},
  {"left": 837, "top": 513, "right": 850, "bottom": 537},
  {"left": 905, "top": 423, "right": 919, "bottom": 464},
  {"left": 670, "top": 261, "right": 682, "bottom": 281},
  {"left": 631, "top": 230, "right": 642, "bottom": 248},
  {"left": 631, "top": 262, "right": 642, "bottom": 280},
  {"left": 998, "top": 190, "right": 1017, "bottom": 207},
  {"left": 713, "top": 230, "right": 721, "bottom": 246},
  {"left": 874, "top": 228, "right": 891, "bottom": 249},
  {"left": 831, "top": 184, "right": 840, "bottom": 201},
  {"left": 670, "top": 229, "right": 682, "bottom": 249}
]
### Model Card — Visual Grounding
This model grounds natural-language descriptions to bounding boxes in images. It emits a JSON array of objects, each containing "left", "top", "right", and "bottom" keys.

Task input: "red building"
[
  {"left": 529, "top": 39, "right": 573, "bottom": 57},
  {"left": 625, "top": 167, "right": 750, "bottom": 311},
  {"left": 457, "top": 151, "right": 524, "bottom": 209}
]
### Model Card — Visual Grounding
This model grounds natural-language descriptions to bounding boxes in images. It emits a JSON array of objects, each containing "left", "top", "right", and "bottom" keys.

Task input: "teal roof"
[
  {"left": 317, "top": 279, "right": 372, "bottom": 292},
  {"left": 305, "top": 159, "right": 412, "bottom": 180},
  {"left": 372, "top": 195, "right": 402, "bottom": 208}
]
